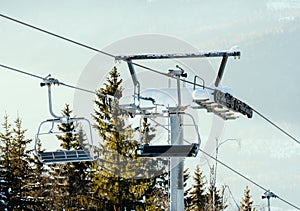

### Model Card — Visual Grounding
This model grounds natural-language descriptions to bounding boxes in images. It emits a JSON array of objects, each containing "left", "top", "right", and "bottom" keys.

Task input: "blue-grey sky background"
[{"left": 0, "top": 0, "right": 300, "bottom": 210}]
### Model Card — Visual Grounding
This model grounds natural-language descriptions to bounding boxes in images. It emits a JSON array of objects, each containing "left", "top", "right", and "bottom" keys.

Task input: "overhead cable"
[
  {"left": 2, "top": 14, "right": 300, "bottom": 209},
  {"left": 0, "top": 13, "right": 213, "bottom": 91},
  {"left": 0, "top": 63, "right": 97, "bottom": 95},
  {"left": 252, "top": 108, "right": 300, "bottom": 145},
  {"left": 0, "top": 63, "right": 44, "bottom": 80},
  {"left": 0, "top": 14, "right": 299, "bottom": 148},
  {"left": 0, "top": 14, "right": 115, "bottom": 58},
  {"left": 200, "top": 148, "right": 300, "bottom": 210},
  {"left": 0, "top": 63, "right": 299, "bottom": 209}
]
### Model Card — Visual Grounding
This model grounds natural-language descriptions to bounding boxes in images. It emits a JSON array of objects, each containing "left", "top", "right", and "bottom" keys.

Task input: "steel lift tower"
[
  {"left": 115, "top": 49, "right": 252, "bottom": 211},
  {"left": 35, "top": 49, "right": 253, "bottom": 211}
]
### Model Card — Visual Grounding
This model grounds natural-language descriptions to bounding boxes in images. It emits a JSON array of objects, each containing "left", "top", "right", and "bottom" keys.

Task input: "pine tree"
[
  {"left": 92, "top": 67, "right": 167, "bottom": 210},
  {"left": 239, "top": 186, "right": 256, "bottom": 211},
  {"left": 0, "top": 115, "right": 39, "bottom": 209},
  {"left": 186, "top": 165, "right": 208, "bottom": 211}
]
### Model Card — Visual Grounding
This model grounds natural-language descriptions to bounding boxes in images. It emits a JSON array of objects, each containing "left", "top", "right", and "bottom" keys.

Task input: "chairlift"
[
  {"left": 190, "top": 50, "right": 252, "bottom": 120},
  {"left": 117, "top": 57, "right": 205, "bottom": 158},
  {"left": 137, "top": 143, "right": 199, "bottom": 157},
  {"left": 136, "top": 112, "right": 201, "bottom": 158},
  {"left": 34, "top": 76, "right": 95, "bottom": 164},
  {"left": 192, "top": 87, "right": 240, "bottom": 120}
]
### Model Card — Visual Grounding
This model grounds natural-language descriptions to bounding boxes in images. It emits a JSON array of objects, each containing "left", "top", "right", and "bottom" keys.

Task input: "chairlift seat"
[
  {"left": 137, "top": 143, "right": 199, "bottom": 158},
  {"left": 40, "top": 150, "right": 93, "bottom": 164},
  {"left": 217, "top": 112, "right": 239, "bottom": 120},
  {"left": 193, "top": 99, "right": 239, "bottom": 120}
]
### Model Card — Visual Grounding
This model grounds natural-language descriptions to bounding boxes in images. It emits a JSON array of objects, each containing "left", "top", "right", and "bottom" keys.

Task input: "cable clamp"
[{"left": 40, "top": 74, "right": 60, "bottom": 87}]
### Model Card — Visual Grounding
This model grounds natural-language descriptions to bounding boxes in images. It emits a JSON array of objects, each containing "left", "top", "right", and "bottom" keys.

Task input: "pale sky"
[{"left": 1, "top": 0, "right": 300, "bottom": 210}]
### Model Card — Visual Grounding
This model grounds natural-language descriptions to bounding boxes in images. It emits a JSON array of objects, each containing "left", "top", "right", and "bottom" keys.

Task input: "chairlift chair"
[
  {"left": 117, "top": 57, "right": 206, "bottom": 158},
  {"left": 119, "top": 88, "right": 202, "bottom": 158},
  {"left": 34, "top": 76, "right": 95, "bottom": 164},
  {"left": 136, "top": 111, "right": 201, "bottom": 158},
  {"left": 137, "top": 143, "right": 199, "bottom": 157}
]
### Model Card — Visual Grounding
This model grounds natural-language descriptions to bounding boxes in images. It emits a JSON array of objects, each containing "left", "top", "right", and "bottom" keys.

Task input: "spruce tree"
[
  {"left": 30, "top": 139, "right": 54, "bottom": 210},
  {"left": 186, "top": 165, "right": 208, "bottom": 211},
  {"left": 0, "top": 115, "right": 13, "bottom": 209},
  {"left": 207, "top": 185, "right": 226, "bottom": 211},
  {"left": 239, "top": 186, "right": 256, "bottom": 211},
  {"left": 92, "top": 67, "right": 167, "bottom": 210},
  {"left": 0, "top": 115, "right": 38, "bottom": 209},
  {"left": 46, "top": 105, "right": 93, "bottom": 210},
  {"left": 136, "top": 118, "right": 169, "bottom": 210},
  {"left": 184, "top": 168, "right": 192, "bottom": 210}
]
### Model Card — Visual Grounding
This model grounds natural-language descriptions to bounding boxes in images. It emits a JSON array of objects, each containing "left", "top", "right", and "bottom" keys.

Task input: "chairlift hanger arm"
[
  {"left": 40, "top": 76, "right": 62, "bottom": 119},
  {"left": 115, "top": 50, "right": 240, "bottom": 61},
  {"left": 127, "top": 60, "right": 140, "bottom": 99},
  {"left": 215, "top": 55, "right": 228, "bottom": 87}
]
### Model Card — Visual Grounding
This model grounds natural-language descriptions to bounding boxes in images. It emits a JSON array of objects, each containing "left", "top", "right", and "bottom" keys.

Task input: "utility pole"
[
  {"left": 214, "top": 138, "right": 238, "bottom": 211},
  {"left": 262, "top": 191, "right": 277, "bottom": 211},
  {"left": 212, "top": 138, "right": 219, "bottom": 211},
  {"left": 170, "top": 68, "right": 184, "bottom": 211}
]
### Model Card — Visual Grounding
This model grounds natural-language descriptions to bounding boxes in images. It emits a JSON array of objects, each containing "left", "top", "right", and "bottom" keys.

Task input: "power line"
[
  {"left": 199, "top": 148, "right": 300, "bottom": 210},
  {"left": 201, "top": 148, "right": 268, "bottom": 191},
  {"left": 0, "top": 63, "right": 97, "bottom": 95},
  {"left": 0, "top": 13, "right": 213, "bottom": 91},
  {"left": 154, "top": 122, "right": 300, "bottom": 209},
  {"left": 252, "top": 108, "right": 300, "bottom": 145},
  {"left": 0, "top": 11, "right": 299, "bottom": 143},
  {"left": 0, "top": 12, "right": 299, "bottom": 144},
  {"left": 0, "top": 14, "right": 115, "bottom": 59},
  {"left": 59, "top": 82, "right": 96, "bottom": 94},
  {"left": 0, "top": 64, "right": 44, "bottom": 80},
  {"left": 152, "top": 114, "right": 300, "bottom": 209}
]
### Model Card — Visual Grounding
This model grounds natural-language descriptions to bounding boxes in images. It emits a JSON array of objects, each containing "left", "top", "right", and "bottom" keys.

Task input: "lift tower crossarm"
[{"left": 115, "top": 50, "right": 240, "bottom": 61}]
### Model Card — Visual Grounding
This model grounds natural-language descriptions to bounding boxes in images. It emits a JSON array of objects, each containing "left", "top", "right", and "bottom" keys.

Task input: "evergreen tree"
[
  {"left": 204, "top": 164, "right": 227, "bottom": 211},
  {"left": 239, "top": 186, "right": 256, "bottom": 211},
  {"left": 92, "top": 67, "right": 167, "bottom": 210},
  {"left": 141, "top": 171, "right": 169, "bottom": 211},
  {"left": 207, "top": 185, "right": 226, "bottom": 211},
  {"left": 186, "top": 165, "right": 208, "bottom": 211},
  {"left": 184, "top": 168, "right": 192, "bottom": 210},
  {"left": 0, "top": 115, "right": 13, "bottom": 209},
  {"left": 0, "top": 115, "right": 39, "bottom": 209},
  {"left": 29, "top": 139, "right": 54, "bottom": 210},
  {"left": 48, "top": 104, "right": 93, "bottom": 210},
  {"left": 136, "top": 118, "right": 169, "bottom": 210}
]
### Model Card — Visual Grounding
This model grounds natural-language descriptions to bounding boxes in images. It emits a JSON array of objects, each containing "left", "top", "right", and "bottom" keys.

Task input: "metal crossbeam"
[{"left": 116, "top": 51, "right": 240, "bottom": 61}]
